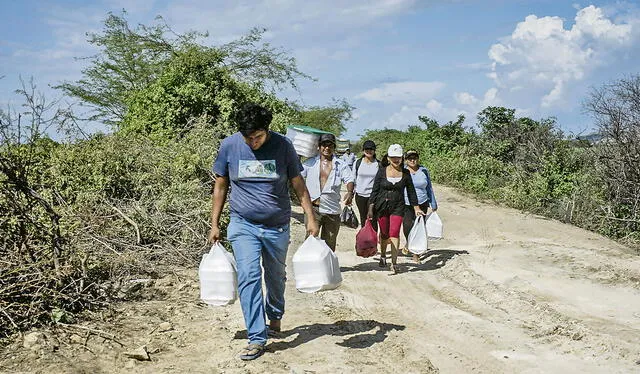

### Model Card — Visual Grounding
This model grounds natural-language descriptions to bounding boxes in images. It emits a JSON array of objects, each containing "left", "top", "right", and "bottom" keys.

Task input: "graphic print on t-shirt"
[{"left": 238, "top": 160, "right": 277, "bottom": 179}]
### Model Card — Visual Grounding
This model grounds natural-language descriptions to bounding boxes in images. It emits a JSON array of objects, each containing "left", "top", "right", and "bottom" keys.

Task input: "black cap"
[
  {"left": 362, "top": 140, "right": 376, "bottom": 150},
  {"left": 318, "top": 133, "right": 336, "bottom": 145}
]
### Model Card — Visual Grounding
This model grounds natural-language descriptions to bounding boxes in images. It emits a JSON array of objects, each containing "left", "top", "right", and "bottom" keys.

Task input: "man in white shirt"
[
  {"left": 302, "top": 133, "right": 355, "bottom": 251},
  {"left": 341, "top": 148, "right": 356, "bottom": 169}
]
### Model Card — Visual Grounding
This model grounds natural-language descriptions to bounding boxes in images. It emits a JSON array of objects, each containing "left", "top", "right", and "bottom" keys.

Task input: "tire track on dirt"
[{"left": 437, "top": 254, "right": 638, "bottom": 364}]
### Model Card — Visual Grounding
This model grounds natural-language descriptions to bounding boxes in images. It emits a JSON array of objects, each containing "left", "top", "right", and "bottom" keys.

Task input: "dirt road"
[{"left": 3, "top": 185, "right": 640, "bottom": 373}]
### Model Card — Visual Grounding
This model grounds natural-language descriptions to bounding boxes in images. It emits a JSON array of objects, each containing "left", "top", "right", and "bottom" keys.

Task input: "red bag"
[{"left": 355, "top": 219, "right": 378, "bottom": 258}]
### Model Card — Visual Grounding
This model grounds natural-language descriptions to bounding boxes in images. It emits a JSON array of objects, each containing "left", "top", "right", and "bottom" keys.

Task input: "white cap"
[{"left": 387, "top": 144, "right": 403, "bottom": 157}]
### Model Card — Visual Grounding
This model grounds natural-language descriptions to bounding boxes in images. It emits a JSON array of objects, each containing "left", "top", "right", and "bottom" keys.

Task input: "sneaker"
[{"left": 378, "top": 257, "right": 387, "bottom": 267}]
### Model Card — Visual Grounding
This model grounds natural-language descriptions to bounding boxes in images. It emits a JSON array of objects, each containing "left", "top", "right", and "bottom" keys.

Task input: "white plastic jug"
[
  {"left": 407, "top": 216, "right": 428, "bottom": 255},
  {"left": 285, "top": 127, "right": 320, "bottom": 157},
  {"left": 199, "top": 243, "right": 237, "bottom": 306},
  {"left": 292, "top": 236, "right": 342, "bottom": 293},
  {"left": 426, "top": 212, "right": 443, "bottom": 239}
]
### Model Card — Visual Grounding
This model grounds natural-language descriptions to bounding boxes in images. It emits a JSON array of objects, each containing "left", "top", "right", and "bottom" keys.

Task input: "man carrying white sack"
[
  {"left": 208, "top": 103, "right": 319, "bottom": 361},
  {"left": 302, "top": 133, "right": 355, "bottom": 251}
]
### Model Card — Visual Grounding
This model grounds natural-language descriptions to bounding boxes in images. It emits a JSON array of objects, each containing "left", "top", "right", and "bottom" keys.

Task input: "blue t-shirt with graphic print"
[{"left": 213, "top": 131, "right": 302, "bottom": 227}]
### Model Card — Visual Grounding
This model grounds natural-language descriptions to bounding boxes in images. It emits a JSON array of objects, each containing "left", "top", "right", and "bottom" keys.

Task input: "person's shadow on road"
[
  {"left": 340, "top": 259, "right": 391, "bottom": 272},
  {"left": 406, "top": 249, "right": 469, "bottom": 272},
  {"left": 290, "top": 210, "right": 305, "bottom": 224},
  {"left": 234, "top": 319, "right": 405, "bottom": 352},
  {"left": 341, "top": 249, "right": 468, "bottom": 273}
]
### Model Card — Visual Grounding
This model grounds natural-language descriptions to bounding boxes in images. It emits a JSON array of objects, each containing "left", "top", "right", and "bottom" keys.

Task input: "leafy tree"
[
  {"left": 56, "top": 12, "right": 188, "bottom": 125},
  {"left": 56, "top": 12, "right": 310, "bottom": 129},
  {"left": 122, "top": 45, "right": 294, "bottom": 140},
  {"left": 218, "top": 27, "right": 313, "bottom": 91},
  {"left": 293, "top": 98, "right": 354, "bottom": 135},
  {"left": 416, "top": 114, "right": 473, "bottom": 155}
]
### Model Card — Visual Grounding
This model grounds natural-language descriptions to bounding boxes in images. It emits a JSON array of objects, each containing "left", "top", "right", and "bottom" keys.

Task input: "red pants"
[{"left": 378, "top": 215, "right": 403, "bottom": 239}]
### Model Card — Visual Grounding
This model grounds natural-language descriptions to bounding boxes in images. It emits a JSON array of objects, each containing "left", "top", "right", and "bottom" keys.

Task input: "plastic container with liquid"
[
  {"left": 199, "top": 243, "right": 237, "bottom": 306},
  {"left": 292, "top": 236, "right": 342, "bottom": 293}
]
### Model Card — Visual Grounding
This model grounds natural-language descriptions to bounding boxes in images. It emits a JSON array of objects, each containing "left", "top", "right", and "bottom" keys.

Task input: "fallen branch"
[
  {"left": 594, "top": 215, "right": 640, "bottom": 223},
  {"left": 112, "top": 206, "right": 141, "bottom": 244},
  {"left": 57, "top": 322, "right": 125, "bottom": 347},
  {"left": 88, "top": 234, "right": 122, "bottom": 256},
  {"left": 0, "top": 306, "right": 19, "bottom": 328}
]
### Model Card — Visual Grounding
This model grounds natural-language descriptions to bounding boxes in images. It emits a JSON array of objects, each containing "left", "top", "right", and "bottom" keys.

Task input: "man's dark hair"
[{"left": 235, "top": 103, "right": 273, "bottom": 137}]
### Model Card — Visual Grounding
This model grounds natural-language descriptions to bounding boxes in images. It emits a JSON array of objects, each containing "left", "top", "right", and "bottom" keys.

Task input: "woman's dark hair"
[
  {"left": 380, "top": 154, "right": 389, "bottom": 167},
  {"left": 235, "top": 103, "right": 273, "bottom": 137}
]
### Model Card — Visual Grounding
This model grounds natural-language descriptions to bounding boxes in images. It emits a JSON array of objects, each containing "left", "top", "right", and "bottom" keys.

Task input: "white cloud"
[
  {"left": 355, "top": 81, "right": 445, "bottom": 104},
  {"left": 488, "top": 5, "right": 637, "bottom": 108},
  {"left": 453, "top": 87, "right": 501, "bottom": 116}
]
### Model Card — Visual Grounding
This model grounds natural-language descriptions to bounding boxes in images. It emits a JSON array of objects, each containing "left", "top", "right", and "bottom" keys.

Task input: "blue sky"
[{"left": 2, "top": 0, "right": 639, "bottom": 140}]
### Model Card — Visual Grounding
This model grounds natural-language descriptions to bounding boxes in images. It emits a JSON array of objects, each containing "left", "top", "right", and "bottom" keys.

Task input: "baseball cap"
[
  {"left": 388, "top": 144, "right": 403, "bottom": 157},
  {"left": 405, "top": 149, "right": 419, "bottom": 158},
  {"left": 362, "top": 140, "right": 376, "bottom": 150},
  {"left": 318, "top": 133, "right": 336, "bottom": 145}
]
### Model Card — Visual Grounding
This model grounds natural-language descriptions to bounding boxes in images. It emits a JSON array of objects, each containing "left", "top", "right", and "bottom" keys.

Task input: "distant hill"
[{"left": 576, "top": 132, "right": 605, "bottom": 144}]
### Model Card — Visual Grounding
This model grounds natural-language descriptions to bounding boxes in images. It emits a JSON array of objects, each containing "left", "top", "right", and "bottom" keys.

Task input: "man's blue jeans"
[{"left": 227, "top": 215, "right": 290, "bottom": 346}]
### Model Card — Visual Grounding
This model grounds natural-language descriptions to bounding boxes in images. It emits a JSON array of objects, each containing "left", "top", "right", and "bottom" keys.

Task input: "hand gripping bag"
[
  {"left": 292, "top": 236, "right": 342, "bottom": 293},
  {"left": 407, "top": 216, "right": 428, "bottom": 255},
  {"left": 425, "top": 212, "right": 443, "bottom": 239},
  {"left": 340, "top": 206, "right": 359, "bottom": 229},
  {"left": 355, "top": 219, "right": 378, "bottom": 257},
  {"left": 199, "top": 243, "right": 238, "bottom": 306}
]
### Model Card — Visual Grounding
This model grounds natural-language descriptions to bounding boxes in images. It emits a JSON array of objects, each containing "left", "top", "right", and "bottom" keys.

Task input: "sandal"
[
  {"left": 239, "top": 343, "right": 265, "bottom": 361},
  {"left": 390, "top": 264, "right": 398, "bottom": 274}
]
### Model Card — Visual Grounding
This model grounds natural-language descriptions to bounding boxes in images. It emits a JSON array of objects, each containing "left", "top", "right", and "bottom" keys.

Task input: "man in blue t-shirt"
[{"left": 209, "top": 103, "right": 319, "bottom": 361}]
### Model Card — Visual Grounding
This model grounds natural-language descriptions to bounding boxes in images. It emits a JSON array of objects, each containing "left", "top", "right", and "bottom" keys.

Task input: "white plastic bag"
[
  {"left": 199, "top": 243, "right": 237, "bottom": 306},
  {"left": 292, "top": 236, "right": 342, "bottom": 293},
  {"left": 426, "top": 212, "right": 443, "bottom": 239},
  {"left": 407, "top": 216, "right": 428, "bottom": 255}
]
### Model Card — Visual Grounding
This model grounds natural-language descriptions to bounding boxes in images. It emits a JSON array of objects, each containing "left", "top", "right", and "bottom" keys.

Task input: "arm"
[
  {"left": 344, "top": 182, "right": 355, "bottom": 206},
  {"left": 291, "top": 175, "right": 320, "bottom": 236},
  {"left": 342, "top": 163, "right": 355, "bottom": 205},
  {"left": 423, "top": 168, "right": 438, "bottom": 211},
  {"left": 404, "top": 171, "right": 424, "bottom": 216},
  {"left": 208, "top": 175, "right": 229, "bottom": 243},
  {"left": 368, "top": 168, "right": 384, "bottom": 218},
  {"left": 351, "top": 162, "right": 357, "bottom": 190}
]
